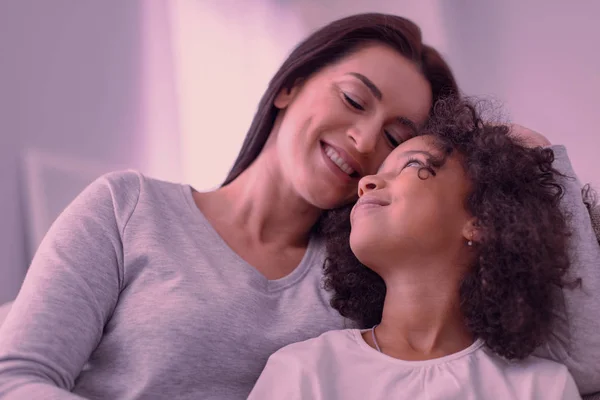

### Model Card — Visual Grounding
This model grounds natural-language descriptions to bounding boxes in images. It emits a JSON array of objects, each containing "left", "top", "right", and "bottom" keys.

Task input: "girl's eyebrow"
[
  {"left": 397, "top": 149, "right": 435, "bottom": 159},
  {"left": 379, "top": 149, "right": 435, "bottom": 171}
]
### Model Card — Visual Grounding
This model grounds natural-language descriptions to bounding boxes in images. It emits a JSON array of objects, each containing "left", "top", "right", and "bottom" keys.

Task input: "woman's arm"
[
  {"left": 0, "top": 171, "right": 140, "bottom": 399},
  {"left": 534, "top": 145, "right": 600, "bottom": 395}
]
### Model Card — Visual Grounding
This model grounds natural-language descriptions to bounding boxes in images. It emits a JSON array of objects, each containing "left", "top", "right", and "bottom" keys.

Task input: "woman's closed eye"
[
  {"left": 384, "top": 130, "right": 401, "bottom": 148},
  {"left": 343, "top": 93, "right": 365, "bottom": 111},
  {"left": 342, "top": 91, "right": 407, "bottom": 149}
]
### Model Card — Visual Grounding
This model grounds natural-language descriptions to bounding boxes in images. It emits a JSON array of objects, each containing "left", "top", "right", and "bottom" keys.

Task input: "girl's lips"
[
  {"left": 355, "top": 195, "right": 390, "bottom": 208},
  {"left": 351, "top": 195, "right": 390, "bottom": 219}
]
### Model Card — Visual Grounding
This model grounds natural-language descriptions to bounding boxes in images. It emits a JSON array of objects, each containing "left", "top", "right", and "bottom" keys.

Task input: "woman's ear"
[{"left": 274, "top": 80, "right": 302, "bottom": 109}]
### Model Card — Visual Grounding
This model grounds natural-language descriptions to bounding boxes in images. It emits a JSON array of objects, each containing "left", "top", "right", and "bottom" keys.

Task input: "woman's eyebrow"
[
  {"left": 398, "top": 117, "right": 418, "bottom": 136},
  {"left": 347, "top": 72, "right": 382, "bottom": 100},
  {"left": 347, "top": 73, "right": 418, "bottom": 135}
]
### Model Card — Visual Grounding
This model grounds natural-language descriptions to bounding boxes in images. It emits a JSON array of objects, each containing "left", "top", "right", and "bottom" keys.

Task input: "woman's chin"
[{"left": 309, "top": 193, "right": 356, "bottom": 212}]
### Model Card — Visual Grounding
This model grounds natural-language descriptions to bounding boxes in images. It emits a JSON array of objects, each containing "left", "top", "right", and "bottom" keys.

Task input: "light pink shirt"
[{"left": 249, "top": 329, "right": 580, "bottom": 400}]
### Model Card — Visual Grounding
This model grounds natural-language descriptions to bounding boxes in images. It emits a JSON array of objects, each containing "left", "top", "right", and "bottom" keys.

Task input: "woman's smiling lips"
[
  {"left": 320, "top": 141, "right": 364, "bottom": 183},
  {"left": 351, "top": 194, "right": 390, "bottom": 219}
]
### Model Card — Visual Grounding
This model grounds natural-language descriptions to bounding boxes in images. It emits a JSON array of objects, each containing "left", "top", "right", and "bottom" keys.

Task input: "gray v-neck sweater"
[{"left": 0, "top": 170, "right": 346, "bottom": 399}]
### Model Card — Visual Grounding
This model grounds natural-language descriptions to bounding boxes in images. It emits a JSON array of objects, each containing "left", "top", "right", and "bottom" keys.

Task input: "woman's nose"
[{"left": 347, "top": 123, "right": 379, "bottom": 155}]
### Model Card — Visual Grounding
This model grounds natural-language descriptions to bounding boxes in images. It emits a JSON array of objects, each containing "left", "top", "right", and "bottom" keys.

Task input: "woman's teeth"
[{"left": 324, "top": 145, "right": 355, "bottom": 175}]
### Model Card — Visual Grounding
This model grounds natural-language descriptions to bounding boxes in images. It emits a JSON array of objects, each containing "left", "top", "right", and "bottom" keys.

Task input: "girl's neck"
[{"left": 366, "top": 271, "right": 474, "bottom": 361}]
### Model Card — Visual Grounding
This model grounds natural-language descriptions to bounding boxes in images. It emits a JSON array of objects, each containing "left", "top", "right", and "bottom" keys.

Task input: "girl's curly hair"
[{"left": 319, "top": 98, "right": 575, "bottom": 360}]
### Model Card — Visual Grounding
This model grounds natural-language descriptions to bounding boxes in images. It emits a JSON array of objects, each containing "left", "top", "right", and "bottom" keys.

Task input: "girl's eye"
[
  {"left": 405, "top": 159, "right": 423, "bottom": 168},
  {"left": 343, "top": 93, "right": 365, "bottom": 111},
  {"left": 405, "top": 158, "right": 437, "bottom": 176}
]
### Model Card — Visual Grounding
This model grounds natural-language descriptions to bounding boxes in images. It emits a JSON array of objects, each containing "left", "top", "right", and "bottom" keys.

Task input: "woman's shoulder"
[
  {"left": 72, "top": 170, "right": 193, "bottom": 230},
  {"left": 95, "top": 169, "right": 183, "bottom": 196},
  {"left": 90, "top": 169, "right": 190, "bottom": 209}
]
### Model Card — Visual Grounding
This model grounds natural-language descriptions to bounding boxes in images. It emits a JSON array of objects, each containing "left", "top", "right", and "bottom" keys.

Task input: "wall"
[
  {"left": 0, "top": 0, "right": 146, "bottom": 303},
  {"left": 168, "top": 0, "right": 306, "bottom": 190},
  {"left": 441, "top": 0, "right": 600, "bottom": 189},
  {"left": 0, "top": 0, "right": 306, "bottom": 302},
  {"left": 290, "top": 0, "right": 451, "bottom": 55}
]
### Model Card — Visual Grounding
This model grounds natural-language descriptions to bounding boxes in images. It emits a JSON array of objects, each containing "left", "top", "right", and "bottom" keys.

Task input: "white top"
[{"left": 248, "top": 329, "right": 580, "bottom": 400}]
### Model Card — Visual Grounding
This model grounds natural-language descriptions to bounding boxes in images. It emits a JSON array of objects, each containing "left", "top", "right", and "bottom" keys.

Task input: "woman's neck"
[{"left": 196, "top": 147, "right": 322, "bottom": 249}]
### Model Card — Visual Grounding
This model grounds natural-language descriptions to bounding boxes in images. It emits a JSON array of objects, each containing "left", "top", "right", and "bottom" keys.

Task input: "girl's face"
[
  {"left": 349, "top": 135, "right": 474, "bottom": 270},
  {"left": 271, "top": 43, "right": 432, "bottom": 210}
]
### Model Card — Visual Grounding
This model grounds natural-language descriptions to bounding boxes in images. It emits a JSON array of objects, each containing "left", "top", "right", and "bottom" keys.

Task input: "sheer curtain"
[{"left": 141, "top": 0, "right": 306, "bottom": 189}]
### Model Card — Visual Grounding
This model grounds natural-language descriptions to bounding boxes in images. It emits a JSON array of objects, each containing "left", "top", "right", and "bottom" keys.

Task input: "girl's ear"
[{"left": 462, "top": 217, "right": 481, "bottom": 245}]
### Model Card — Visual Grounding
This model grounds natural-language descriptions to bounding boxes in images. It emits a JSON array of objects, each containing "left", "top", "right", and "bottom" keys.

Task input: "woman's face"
[
  {"left": 272, "top": 44, "right": 432, "bottom": 210},
  {"left": 349, "top": 135, "right": 473, "bottom": 269}
]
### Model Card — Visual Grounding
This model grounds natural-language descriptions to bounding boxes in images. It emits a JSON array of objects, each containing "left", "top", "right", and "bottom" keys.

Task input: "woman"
[
  {"left": 0, "top": 13, "right": 597, "bottom": 399},
  {"left": 248, "top": 100, "right": 581, "bottom": 399}
]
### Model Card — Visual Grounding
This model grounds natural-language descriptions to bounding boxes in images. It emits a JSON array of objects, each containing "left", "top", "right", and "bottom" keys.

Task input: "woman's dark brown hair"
[
  {"left": 320, "top": 98, "right": 575, "bottom": 360},
  {"left": 222, "top": 13, "right": 458, "bottom": 185}
]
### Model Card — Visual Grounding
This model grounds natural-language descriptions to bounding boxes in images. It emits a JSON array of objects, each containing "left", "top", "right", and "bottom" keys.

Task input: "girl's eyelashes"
[
  {"left": 404, "top": 157, "right": 437, "bottom": 176},
  {"left": 404, "top": 157, "right": 425, "bottom": 168},
  {"left": 343, "top": 93, "right": 365, "bottom": 111}
]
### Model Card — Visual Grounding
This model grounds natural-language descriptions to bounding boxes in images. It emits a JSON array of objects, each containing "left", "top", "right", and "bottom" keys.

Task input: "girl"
[{"left": 249, "top": 99, "right": 582, "bottom": 399}]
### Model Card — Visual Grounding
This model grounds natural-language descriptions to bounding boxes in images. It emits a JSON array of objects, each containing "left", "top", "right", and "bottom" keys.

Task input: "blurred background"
[{"left": 0, "top": 0, "right": 598, "bottom": 304}]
